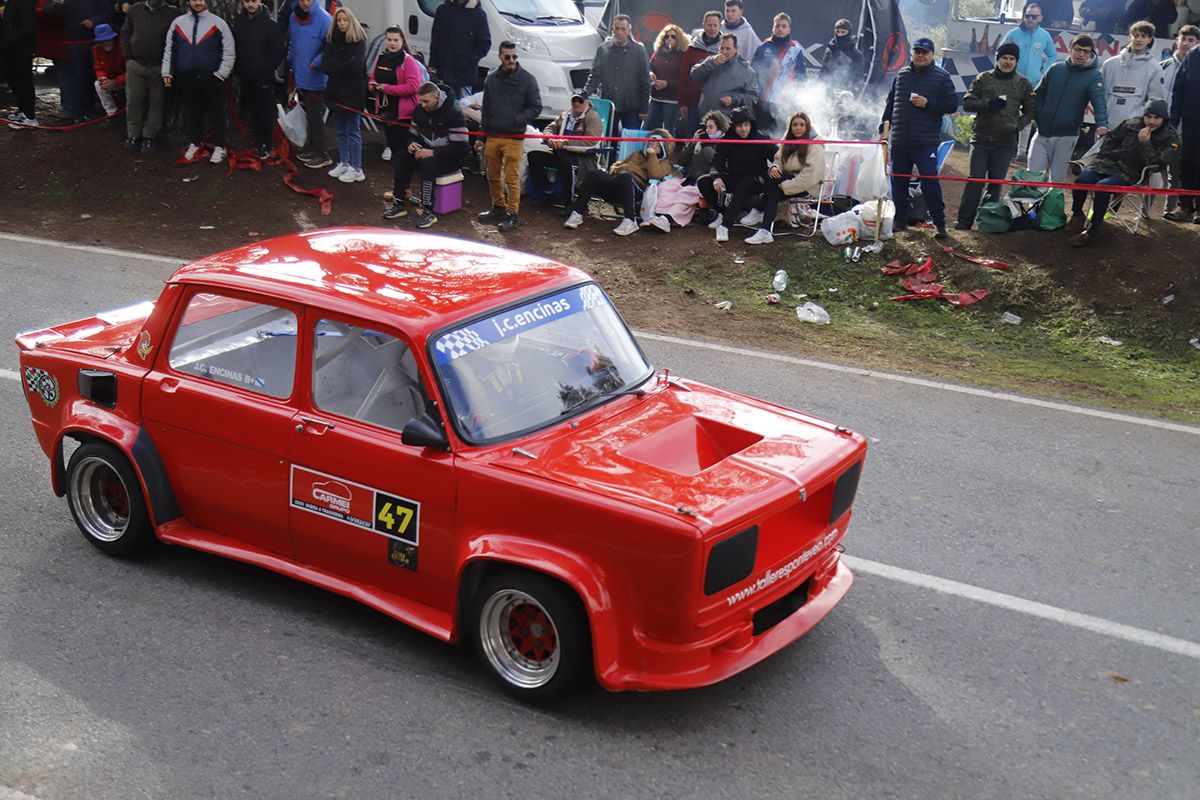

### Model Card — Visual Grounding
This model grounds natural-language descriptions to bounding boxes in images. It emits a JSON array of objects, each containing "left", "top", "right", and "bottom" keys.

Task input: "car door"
[
  {"left": 287, "top": 314, "right": 457, "bottom": 613},
  {"left": 141, "top": 288, "right": 300, "bottom": 555}
]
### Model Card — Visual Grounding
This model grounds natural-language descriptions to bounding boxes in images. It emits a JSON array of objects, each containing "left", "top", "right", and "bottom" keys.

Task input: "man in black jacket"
[
  {"left": 235, "top": 0, "right": 285, "bottom": 158},
  {"left": 55, "top": 0, "right": 113, "bottom": 121},
  {"left": 480, "top": 40, "right": 541, "bottom": 232},
  {"left": 429, "top": 0, "right": 489, "bottom": 99},
  {"left": 388, "top": 82, "right": 470, "bottom": 228},
  {"left": 2, "top": 0, "right": 39, "bottom": 127},
  {"left": 120, "top": 0, "right": 176, "bottom": 152},
  {"left": 1170, "top": 42, "right": 1200, "bottom": 224}
]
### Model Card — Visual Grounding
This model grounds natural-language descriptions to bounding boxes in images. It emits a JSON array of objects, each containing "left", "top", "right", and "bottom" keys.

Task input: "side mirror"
[{"left": 401, "top": 413, "right": 450, "bottom": 451}]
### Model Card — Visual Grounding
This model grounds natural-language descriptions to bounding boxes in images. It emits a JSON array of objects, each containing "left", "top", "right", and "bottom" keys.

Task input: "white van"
[{"left": 354, "top": 0, "right": 603, "bottom": 118}]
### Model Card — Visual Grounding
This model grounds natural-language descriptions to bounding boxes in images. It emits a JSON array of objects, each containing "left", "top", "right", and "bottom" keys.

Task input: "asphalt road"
[{"left": 1, "top": 234, "right": 1197, "bottom": 800}]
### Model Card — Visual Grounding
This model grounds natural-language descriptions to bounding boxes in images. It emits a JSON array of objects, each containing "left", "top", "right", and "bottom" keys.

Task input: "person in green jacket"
[
  {"left": 956, "top": 41, "right": 1036, "bottom": 230},
  {"left": 1030, "top": 34, "right": 1109, "bottom": 184}
]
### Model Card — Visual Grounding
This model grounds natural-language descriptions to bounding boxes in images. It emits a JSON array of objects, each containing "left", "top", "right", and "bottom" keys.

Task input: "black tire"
[
  {"left": 472, "top": 570, "right": 592, "bottom": 700},
  {"left": 65, "top": 441, "right": 155, "bottom": 556}
]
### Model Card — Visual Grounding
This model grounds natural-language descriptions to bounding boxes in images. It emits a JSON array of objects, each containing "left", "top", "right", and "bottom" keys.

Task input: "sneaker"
[
  {"left": 7, "top": 112, "right": 35, "bottom": 129},
  {"left": 328, "top": 162, "right": 349, "bottom": 178},
  {"left": 255, "top": 144, "right": 271, "bottom": 160},
  {"left": 184, "top": 143, "right": 201, "bottom": 161},
  {"left": 479, "top": 205, "right": 507, "bottom": 223},
  {"left": 209, "top": 146, "right": 227, "bottom": 164},
  {"left": 564, "top": 210, "right": 584, "bottom": 229},
  {"left": 641, "top": 215, "right": 671, "bottom": 233},
  {"left": 497, "top": 213, "right": 519, "bottom": 232},
  {"left": 408, "top": 193, "right": 423, "bottom": 206},
  {"left": 738, "top": 209, "right": 763, "bottom": 227},
  {"left": 304, "top": 153, "right": 333, "bottom": 169},
  {"left": 1193, "top": 214, "right": 1200, "bottom": 225},
  {"left": 339, "top": 166, "right": 365, "bottom": 183},
  {"left": 744, "top": 228, "right": 774, "bottom": 245},
  {"left": 381, "top": 146, "right": 392, "bottom": 161},
  {"left": 1065, "top": 215, "right": 1086, "bottom": 234},
  {"left": 954, "top": 220, "right": 971, "bottom": 230},
  {"left": 382, "top": 199, "right": 408, "bottom": 220},
  {"left": 1163, "top": 209, "right": 1189, "bottom": 222},
  {"left": 613, "top": 218, "right": 639, "bottom": 236},
  {"left": 416, "top": 210, "right": 438, "bottom": 228},
  {"left": 140, "top": 138, "right": 155, "bottom": 155},
  {"left": 934, "top": 223, "right": 948, "bottom": 239},
  {"left": 707, "top": 216, "right": 722, "bottom": 230},
  {"left": 715, "top": 224, "right": 729, "bottom": 243},
  {"left": 295, "top": 151, "right": 320, "bottom": 164},
  {"left": 123, "top": 136, "right": 140, "bottom": 152}
]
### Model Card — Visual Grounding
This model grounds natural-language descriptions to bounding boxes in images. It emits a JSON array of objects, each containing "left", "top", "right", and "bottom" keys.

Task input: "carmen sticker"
[{"left": 24, "top": 367, "right": 60, "bottom": 408}]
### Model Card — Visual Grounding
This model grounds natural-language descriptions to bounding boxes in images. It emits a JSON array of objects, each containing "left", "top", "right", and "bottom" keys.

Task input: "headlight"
[{"left": 505, "top": 23, "right": 552, "bottom": 57}]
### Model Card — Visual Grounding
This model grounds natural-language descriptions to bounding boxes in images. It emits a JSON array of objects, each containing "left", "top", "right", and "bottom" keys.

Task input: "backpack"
[{"left": 976, "top": 202, "right": 1013, "bottom": 233}]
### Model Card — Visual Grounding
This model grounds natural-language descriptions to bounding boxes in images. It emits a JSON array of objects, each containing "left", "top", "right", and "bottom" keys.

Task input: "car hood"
[{"left": 489, "top": 378, "right": 863, "bottom": 529}]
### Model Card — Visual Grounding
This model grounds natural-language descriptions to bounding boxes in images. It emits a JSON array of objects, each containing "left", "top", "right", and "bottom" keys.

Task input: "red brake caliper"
[
  {"left": 101, "top": 472, "right": 130, "bottom": 519},
  {"left": 508, "top": 602, "right": 557, "bottom": 663}
]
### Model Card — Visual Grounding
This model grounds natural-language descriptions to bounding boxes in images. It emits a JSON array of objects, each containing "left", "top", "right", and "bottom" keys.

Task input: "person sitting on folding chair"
[
  {"left": 526, "top": 93, "right": 603, "bottom": 211},
  {"left": 563, "top": 128, "right": 674, "bottom": 236},
  {"left": 742, "top": 111, "right": 825, "bottom": 244},
  {"left": 1068, "top": 98, "right": 1179, "bottom": 246},
  {"left": 696, "top": 106, "right": 776, "bottom": 242}
]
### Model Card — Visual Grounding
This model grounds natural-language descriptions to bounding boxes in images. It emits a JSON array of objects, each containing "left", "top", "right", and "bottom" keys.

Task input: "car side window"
[
  {"left": 167, "top": 292, "right": 298, "bottom": 399},
  {"left": 311, "top": 319, "right": 431, "bottom": 434}
]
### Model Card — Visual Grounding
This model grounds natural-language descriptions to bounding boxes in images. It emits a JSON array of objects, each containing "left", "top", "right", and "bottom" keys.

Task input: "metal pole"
[{"left": 876, "top": 122, "right": 890, "bottom": 242}]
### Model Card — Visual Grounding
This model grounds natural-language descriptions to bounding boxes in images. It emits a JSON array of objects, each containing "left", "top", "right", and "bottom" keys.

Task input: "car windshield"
[
  {"left": 431, "top": 283, "right": 652, "bottom": 443},
  {"left": 493, "top": 0, "right": 583, "bottom": 24}
]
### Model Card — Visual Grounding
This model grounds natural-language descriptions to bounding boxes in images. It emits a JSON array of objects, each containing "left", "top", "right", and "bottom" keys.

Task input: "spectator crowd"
[{"left": 2, "top": 0, "right": 1198, "bottom": 243}]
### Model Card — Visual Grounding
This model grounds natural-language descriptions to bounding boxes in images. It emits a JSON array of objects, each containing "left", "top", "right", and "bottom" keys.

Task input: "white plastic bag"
[
  {"left": 820, "top": 210, "right": 861, "bottom": 245},
  {"left": 640, "top": 180, "right": 660, "bottom": 223},
  {"left": 277, "top": 101, "right": 307, "bottom": 148},
  {"left": 857, "top": 143, "right": 890, "bottom": 200},
  {"left": 796, "top": 301, "right": 831, "bottom": 325},
  {"left": 853, "top": 199, "right": 895, "bottom": 239}
]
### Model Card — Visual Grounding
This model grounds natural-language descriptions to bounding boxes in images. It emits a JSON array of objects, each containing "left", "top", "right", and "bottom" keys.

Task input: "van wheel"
[
  {"left": 65, "top": 441, "right": 154, "bottom": 556},
  {"left": 473, "top": 571, "right": 590, "bottom": 700}
]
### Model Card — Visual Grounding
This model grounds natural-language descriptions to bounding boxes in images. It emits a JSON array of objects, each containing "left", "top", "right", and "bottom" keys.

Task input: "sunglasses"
[
  {"left": 665, "top": 34, "right": 677, "bottom": 39},
  {"left": 501, "top": 54, "right": 519, "bottom": 61},
  {"left": 1024, "top": 13, "right": 1042, "bottom": 19}
]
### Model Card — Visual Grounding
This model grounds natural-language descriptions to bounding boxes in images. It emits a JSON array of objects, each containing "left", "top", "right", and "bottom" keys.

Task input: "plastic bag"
[
  {"left": 857, "top": 143, "right": 890, "bottom": 200},
  {"left": 277, "top": 101, "right": 307, "bottom": 148},
  {"left": 796, "top": 301, "right": 831, "bottom": 324},
  {"left": 853, "top": 199, "right": 894, "bottom": 239},
  {"left": 640, "top": 180, "right": 659, "bottom": 223},
  {"left": 820, "top": 210, "right": 861, "bottom": 245}
]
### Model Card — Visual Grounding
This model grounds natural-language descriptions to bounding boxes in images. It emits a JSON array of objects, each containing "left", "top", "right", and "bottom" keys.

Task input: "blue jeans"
[
  {"left": 890, "top": 142, "right": 946, "bottom": 226},
  {"left": 57, "top": 43, "right": 96, "bottom": 118},
  {"left": 1071, "top": 168, "right": 1129, "bottom": 238},
  {"left": 333, "top": 109, "right": 362, "bottom": 168},
  {"left": 645, "top": 100, "right": 678, "bottom": 135}
]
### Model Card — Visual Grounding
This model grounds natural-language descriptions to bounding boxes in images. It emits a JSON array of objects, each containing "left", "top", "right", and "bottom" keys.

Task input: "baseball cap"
[
  {"left": 570, "top": 92, "right": 587, "bottom": 103},
  {"left": 912, "top": 37, "right": 935, "bottom": 52}
]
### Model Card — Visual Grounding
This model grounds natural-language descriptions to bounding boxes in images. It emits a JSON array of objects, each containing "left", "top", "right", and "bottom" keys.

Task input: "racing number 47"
[{"left": 374, "top": 492, "right": 419, "bottom": 544}]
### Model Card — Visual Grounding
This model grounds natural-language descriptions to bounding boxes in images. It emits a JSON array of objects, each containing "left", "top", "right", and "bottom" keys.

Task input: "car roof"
[{"left": 168, "top": 228, "right": 591, "bottom": 338}]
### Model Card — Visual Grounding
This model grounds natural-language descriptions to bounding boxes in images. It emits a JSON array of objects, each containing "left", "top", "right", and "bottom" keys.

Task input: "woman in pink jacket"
[{"left": 370, "top": 25, "right": 424, "bottom": 203}]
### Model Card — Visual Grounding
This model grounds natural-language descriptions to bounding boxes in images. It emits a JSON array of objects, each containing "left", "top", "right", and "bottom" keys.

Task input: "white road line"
[
  {"left": 1, "top": 369, "right": 20, "bottom": 381},
  {"left": 0, "top": 232, "right": 181, "bottom": 265},
  {"left": 844, "top": 555, "right": 1200, "bottom": 662},
  {"left": 636, "top": 331, "right": 1200, "bottom": 436}
]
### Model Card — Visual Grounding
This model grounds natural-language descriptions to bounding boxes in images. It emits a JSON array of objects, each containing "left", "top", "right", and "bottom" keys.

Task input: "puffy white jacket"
[{"left": 1101, "top": 46, "right": 1165, "bottom": 126}]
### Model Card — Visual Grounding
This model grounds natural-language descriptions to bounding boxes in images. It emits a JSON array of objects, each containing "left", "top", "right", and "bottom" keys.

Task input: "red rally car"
[{"left": 16, "top": 229, "right": 866, "bottom": 698}]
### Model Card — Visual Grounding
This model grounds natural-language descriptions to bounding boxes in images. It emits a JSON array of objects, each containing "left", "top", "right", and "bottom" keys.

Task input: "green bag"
[
  {"left": 976, "top": 202, "right": 1013, "bottom": 233},
  {"left": 1009, "top": 168, "right": 1050, "bottom": 200},
  {"left": 1038, "top": 188, "right": 1066, "bottom": 230}
]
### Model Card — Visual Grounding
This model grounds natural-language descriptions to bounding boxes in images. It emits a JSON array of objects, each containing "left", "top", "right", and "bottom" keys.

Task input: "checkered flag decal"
[
  {"left": 435, "top": 328, "right": 490, "bottom": 361},
  {"left": 579, "top": 285, "right": 605, "bottom": 310},
  {"left": 24, "top": 366, "right": 59, "bottom": 406}
]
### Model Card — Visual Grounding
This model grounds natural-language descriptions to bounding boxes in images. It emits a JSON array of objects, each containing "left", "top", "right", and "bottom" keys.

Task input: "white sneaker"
[
  {"left": 641, "top": 215, "right": 671, "bottom": 233},
  {"left": 739, "top": 209, "right": 763, "bottom": 227},
  {"left": 381, "top": 147, "right": 392, "bottom": 162},
  {"left": 707, "top": 216, "right": 722, "bottom": 230},
  {"left": 328, "top": 162, "right": 349, "bottom": 178},
  {"left": 564, "top": 211, "right": 584, "bottom": 229},
  {"left": 209, "top": 146, "right": 227, "bottom": 164},
  {"left": 184, "top": 143, "right": 201, "bottom": 160},
  {"left": 715, "top": 225, "right": 729, "bottom": 242},
  {"left": 7, "top": 112, "right": 35, "bottom": 130},
  {"left": 339, "top": 167, "right": 366, "bottom": 183},
  {"left": 745, "top": 228, "right": 774, "bottom": 245},
  {"left": 613, "top": 218, "right": 639, "bottom": 236}
]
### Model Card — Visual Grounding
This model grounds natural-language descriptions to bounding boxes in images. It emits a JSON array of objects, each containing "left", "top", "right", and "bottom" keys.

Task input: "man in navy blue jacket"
[
  {"left": 1169, "top": 40, "right": 1200, "bottom": 224},
  {"left": 429, "top": 0, "right": 490, "bottom": 99},
  {"left": 880, "top": 36, "right": 958, "bottom": 237}
]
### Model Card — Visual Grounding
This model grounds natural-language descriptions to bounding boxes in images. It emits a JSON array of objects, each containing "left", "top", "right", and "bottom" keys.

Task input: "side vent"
[
  {"left": 704, "top": 526, "right": 759, "bottom": 596},
  {"left": 828, "top": 461, "right": 862, "bottom": 524},
  {"left": 78, "top": 369, "right": 117, "bottom": 408}
]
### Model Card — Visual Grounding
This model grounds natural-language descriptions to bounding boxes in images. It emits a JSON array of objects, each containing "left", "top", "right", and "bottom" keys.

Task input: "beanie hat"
[
  {"left": 997, "top": 41, "right": 1020, "bottom": 60},
  {"left": 730, "top": 106, "right": 754, "bottom": 125},
  {"left": 1144, "top": 98, "right": 1169, "bottom": 118}
]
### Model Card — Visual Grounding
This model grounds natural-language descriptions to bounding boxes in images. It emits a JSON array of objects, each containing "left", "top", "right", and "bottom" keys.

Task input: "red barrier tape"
[
  {"left": 890, "top": 171, "right": 1200, "bottom": 198},
  {"left": 7, "top": 109, "right": 124, "bottom": 131}
]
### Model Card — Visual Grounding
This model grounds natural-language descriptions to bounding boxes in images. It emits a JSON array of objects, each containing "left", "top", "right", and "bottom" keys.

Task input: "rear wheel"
[
  {"left": 473, "top": 571, "right": 591, "bottom": 699},
  {"left": 65, "top": 441, "right": 155, "bottom": 556}
]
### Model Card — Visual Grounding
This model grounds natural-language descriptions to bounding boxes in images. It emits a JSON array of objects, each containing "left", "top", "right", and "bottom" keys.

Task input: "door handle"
[
  {"left": 158, "top": 376, "right": 179, "bottom": 393},
  {"left": 296, "top": 416, "right": 336, "bottom": 433}
]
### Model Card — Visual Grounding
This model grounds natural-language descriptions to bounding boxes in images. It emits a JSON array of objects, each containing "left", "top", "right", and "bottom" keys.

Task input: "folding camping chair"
[
  {"left": 1105, "top": 164, "right": 1164, "bottom": 235},
  {"left": 771, "top": 150, "right": 842, "bottom": 237},
  {"left": 587, "top": 97, "right": 615, "bottom": 170}
]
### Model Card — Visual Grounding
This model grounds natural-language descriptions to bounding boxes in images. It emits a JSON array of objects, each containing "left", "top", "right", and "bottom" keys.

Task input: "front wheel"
[
  {"left": 65, "top": 441, "right": 155, "bottom": 556},
  {"left": 472, "top": 571, "right": 591, "bottom": 700}
]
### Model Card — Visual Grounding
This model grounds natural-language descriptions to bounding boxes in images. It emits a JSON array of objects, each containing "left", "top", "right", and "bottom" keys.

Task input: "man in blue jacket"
[
  {"left": 286, "top": 0, "right": 332, "bottom": 168},
  {"left": 879, "top": 36, "right": 957, "bottom": 237},
  {"left": 1030, "top": 33, "right": 1109, "bottom": 183},
  {"left": 429, "top": 0, "right": 490, "bottom": 100}
]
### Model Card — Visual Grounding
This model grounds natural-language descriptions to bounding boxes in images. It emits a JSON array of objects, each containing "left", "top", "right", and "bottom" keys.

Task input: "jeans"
[
  {"left": 333, "top": 108, "right": 362, "bottom": 168},
  {"left": 645, "top": 99, "right": 678, "bottom": 134},
  {"left": 958, "top": 141, "right": 1016, "bottom": 226},
  {"left": 125, "top": 59, "right": 165, "bottom": 139},
  {"left": 1071, "top": 168, "right": 1129, "bottom": 238},
  {"left": 58, "top": 43, "right": 96, "bottom": 118},
  {"left": 484, "top": 136, "right": 524, "bottom": 213},
  {"left": 890, "top": 142, "right": 945, "bottom": 226}
]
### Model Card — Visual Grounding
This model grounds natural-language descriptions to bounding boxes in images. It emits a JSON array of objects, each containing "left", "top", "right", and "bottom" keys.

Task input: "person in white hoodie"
[{"left": 1101, "top": 20, "right": 1165, "bottom": 127}]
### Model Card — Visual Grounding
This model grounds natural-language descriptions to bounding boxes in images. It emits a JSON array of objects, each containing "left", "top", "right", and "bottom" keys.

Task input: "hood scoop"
[{"left": 619, "top": 416, "right": 763, "bottom": 476}]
